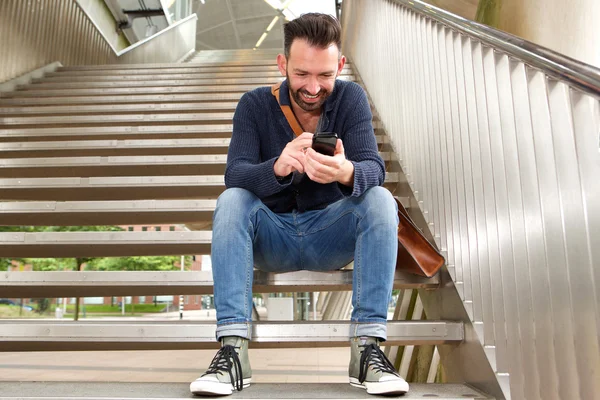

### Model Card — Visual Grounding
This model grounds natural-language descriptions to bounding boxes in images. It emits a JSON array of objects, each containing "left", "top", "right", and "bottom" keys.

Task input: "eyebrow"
[{"left": 293, "top": 68, "right": 336, "bottom": 75}]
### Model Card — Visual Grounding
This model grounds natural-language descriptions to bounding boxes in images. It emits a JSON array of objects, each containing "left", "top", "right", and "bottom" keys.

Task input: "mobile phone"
[{"left": 312, "top": 132, "right": 338, "bottom": 156}]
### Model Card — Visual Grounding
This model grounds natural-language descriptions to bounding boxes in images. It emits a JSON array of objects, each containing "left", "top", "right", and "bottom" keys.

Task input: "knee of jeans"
[
  {"left": 362, "top": 187, "right": 398, "bottom": 223},
  {"left": 214, "top": 188, "right": 260, "bottom": 223}
]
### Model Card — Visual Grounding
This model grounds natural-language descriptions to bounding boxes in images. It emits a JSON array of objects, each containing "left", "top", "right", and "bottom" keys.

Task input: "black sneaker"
[
  {"left": 190, "top": 336, "right": 252, "bottom": 396},
  {"left": 348, "top": 337, "right": 409, "bottom": 395}
]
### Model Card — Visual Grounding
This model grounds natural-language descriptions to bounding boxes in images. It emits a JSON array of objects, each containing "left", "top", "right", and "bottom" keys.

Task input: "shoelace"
[
  {"left": 201, "top": 345, "right": 244, "bottom": 391},
  {"left": 358, "top": 343, "right": 400, "bottom": 383}
]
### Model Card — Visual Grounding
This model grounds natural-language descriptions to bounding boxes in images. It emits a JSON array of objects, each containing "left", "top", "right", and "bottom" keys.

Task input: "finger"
[
  {"left": 334, "top": 139, "right": 344, "bottom": 156},
  {"left": 284, "top": 154, "right": 305, "bottom": 174},
  {"left": 305, "top": 157, "right": 336, "bottom": 181},
  {"left": 291, "top": 137, "right": 314, "bottom": 151},
  {"left": 306, "top": 148, "right": 339, "bottom": 168}
]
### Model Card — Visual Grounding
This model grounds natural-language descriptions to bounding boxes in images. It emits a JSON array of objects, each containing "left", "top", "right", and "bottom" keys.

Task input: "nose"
[{"left": 305, "top": 77, "right": 320, "bottom": 95}]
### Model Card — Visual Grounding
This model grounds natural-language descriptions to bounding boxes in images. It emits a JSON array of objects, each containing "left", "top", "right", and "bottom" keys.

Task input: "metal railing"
[
  {"left": 341, "top": 0, "right": 600, "bottom": 399},
  {"left": 0, "top": 0, "right": 197, "bottom": 84}
]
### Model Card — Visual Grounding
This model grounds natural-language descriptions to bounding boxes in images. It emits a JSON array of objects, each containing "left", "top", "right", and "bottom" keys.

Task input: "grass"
[
  {"left": 0, "top": 305, "right": 43, "bottom": 318},
  {"left": 1, "top": 303, "right": 166, "bottom": 319},
  {"left": 50, "top": 303, "right": 166, "bottom": 314}
]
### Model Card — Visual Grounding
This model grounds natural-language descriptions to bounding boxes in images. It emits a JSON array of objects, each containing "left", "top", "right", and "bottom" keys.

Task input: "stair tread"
[
  {"left": 0, "top": 382, "right": 493, "bottom": 399},
  {"left": 0, "top": 321, "right": 463, "bottom": 351},
  {"left": 0, "top": 269, "right": 439, "bottom": 297}
]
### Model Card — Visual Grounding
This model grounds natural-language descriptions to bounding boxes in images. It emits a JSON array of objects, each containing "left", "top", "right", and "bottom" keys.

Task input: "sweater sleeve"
[
  {"left": 341, "top": 84, "right": 385, "bottom": 197},
  {"left": 224, "top": 92, "right": 292, "bottom": 197}
]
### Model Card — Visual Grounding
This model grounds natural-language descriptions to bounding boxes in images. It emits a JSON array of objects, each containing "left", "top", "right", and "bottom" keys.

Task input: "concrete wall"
[{"left": 495, "top": 0, "right": 600, "bottom": 68}]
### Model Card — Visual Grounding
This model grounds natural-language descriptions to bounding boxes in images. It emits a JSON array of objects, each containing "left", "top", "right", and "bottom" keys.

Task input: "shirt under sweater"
[{"left": 224, "top": 78, "right": 385, "bottom": 213}]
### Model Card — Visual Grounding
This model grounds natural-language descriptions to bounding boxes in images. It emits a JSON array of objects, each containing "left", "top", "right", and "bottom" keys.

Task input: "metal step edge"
[
  {"left": 35, "top": 69, "right": 354, "bottom": 82},
  {"left": 0, "top": 94, "right": 245, "bottom": 106},
  {"left": 0, "top": 173, "right": 399, "bottom": 201},
  {"left": 0, "top": 194, "right": 405, "bottom": 225},
  {"left": 23, "top": 76, "right": 356, "bottom": 89},
  {"left": 0, "top": 154, "right": 392, "bottom": 179},
  {"left": 0, "top": 198, "right": 218, "bottom": 225},
  {"left": 46, "top": 65, "right": 353, "bottom": 76},
  {"left": 0, "top": 126, "right": 384, "bottom": 141},
  {"left": 0, "top": 124, "right": 235, "bottom": 138},
  {"left": 0, "top": 321, "right": 464, "bottom": 351},
  {"left": 0, "top": 112, "right": 236, "bottom": 125},
  {"left": 0, "top": 153, "right": 391, "bottom": 168},
  {"left": 57, "top": 61, "right": 354, "bottom": 70},
  {"left": 0, "top": 137, "right": 387, "bottom": 153},
  {"left": 0, "top": 269, "right": 439, "bottom": 298},
  {"left": 0, "top": 103, "right": 241, "bottom": 115},
  {"left": 1, "top": 80, "right": 359, "bottom": 98},
  {"left": 0, "top": 382, "right": 493, "bottom": 399},
  {"left": 0, "top": 230, "right": 213, "bottom": 258}
]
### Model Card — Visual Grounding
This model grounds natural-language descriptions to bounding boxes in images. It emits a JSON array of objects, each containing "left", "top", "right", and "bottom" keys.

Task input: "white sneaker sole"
[
  {"left": 349, "top": 377, "right": 409, "bottom": 395},
  {"left": 190, "top": 377, "right": 252, "bottom": 396}
]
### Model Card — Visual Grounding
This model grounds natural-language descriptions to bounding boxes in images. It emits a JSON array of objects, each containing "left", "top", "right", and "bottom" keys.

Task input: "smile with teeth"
[{"left": 302, "top": 92, "right": 320, "bottom": 99}]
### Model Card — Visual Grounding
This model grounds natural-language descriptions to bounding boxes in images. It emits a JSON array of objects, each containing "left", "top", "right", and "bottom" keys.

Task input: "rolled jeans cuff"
[
  {"left": 216, "top": 322, "right": 252, "bottom": 341},
  {"left": 350, "top": 322, "right": 387, "bottom": 341}
]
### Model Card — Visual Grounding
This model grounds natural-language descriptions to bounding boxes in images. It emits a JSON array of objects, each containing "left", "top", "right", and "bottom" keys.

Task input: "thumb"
[{"left": 335, "top": 139, "right": 345, "bottom": 156}]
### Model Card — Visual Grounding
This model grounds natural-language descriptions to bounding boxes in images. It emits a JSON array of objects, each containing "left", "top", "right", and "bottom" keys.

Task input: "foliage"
[
  {"left": 33, "top": 298, "right": 50, "bottom": 314},
  {"left": 91, "top": 255, "right": 191, "bottom": 271}
]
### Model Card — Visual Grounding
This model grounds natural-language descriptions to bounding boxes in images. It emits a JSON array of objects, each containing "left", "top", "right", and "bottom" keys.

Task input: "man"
[{"left": 190, "top": 13, "right": 408, "bottom": 397}]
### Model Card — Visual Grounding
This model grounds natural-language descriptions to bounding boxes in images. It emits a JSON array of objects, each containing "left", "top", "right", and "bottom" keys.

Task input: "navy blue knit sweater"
[{"left": 225, "top": 79, "right": 385, "bottom": 213}]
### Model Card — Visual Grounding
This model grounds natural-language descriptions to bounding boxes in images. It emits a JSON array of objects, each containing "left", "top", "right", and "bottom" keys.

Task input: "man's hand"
[
  {"left": 305, "top": 139, "right": 354, "bottom": 186},
  {"left": 273, "top": 132, "right": 314, "bottom": 178}
]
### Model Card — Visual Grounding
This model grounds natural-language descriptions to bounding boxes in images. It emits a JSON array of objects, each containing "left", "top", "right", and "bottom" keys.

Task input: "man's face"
[{"left": 277, "top": 39, "right": 346, "bottom": 113}]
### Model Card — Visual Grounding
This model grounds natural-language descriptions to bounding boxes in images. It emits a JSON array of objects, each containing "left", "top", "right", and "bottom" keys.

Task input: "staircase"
[{"left": 0, "top": 50, "right": 493, "bottom": 399}]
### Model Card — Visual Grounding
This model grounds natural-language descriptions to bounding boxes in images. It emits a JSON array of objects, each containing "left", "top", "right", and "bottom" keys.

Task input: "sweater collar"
[{"left": 280, "top": 79, "right": 337, "bottom": 113}]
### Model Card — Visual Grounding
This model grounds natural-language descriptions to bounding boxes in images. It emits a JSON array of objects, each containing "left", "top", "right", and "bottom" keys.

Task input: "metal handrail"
[{"left": 393, "top": 0, "right": 600, "bottom": 97}]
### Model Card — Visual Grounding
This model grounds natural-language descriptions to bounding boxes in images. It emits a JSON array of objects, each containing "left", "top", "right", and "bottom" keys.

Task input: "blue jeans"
[{"left": 211, "top": 186, "right": 398, "bottom": 341}]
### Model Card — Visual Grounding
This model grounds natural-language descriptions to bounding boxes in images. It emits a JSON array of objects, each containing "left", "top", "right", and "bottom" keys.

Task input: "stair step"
[
  {"left": 0, "top": 124, "right": 235, "bottom": 141},
  {"left": 0, "top": 199, "right": 218, "bottom": 225},
  {"left": 35, "top": 69, "right": 354, "bottom": 82},
  {"left": 0, "top": 173, "right": 398, "bottom": 201},
  {"left": 1, "top": 112, "right": 235, "bottom": 125},
  {"left": 0, "top": 137, "right": 388, "bottom": 157},
  {"left": 0, "top": 269, "right": 439, "bottom": 298},
  {"left": 0, "top": 93, "right": 244, "bottom": 106},
  {"left": 0, "top": 102, "right": 241, "bottom": 115},
  {"left": 0, "top": 382, "right": 493, "bottom": 399},
  {"left": 0, "top": 194, "right": 405, "bottom": 225},
  {"left": 47, "top": 64, "right": 351, "bottom": 76},
  {"left": 2, "top": 77, "right": 356, "bottom": 98},
  {"left": 58, "top": 60, "right": 352, "bottom": 70},
  {"left": 24, "top": 75, "right": 356, "bottom": 90},
  {"left": 0, "top": 153, "right": 391, "bottom": 178},
  {"left": 0, "top": 231, "right": 211, "bottom": 258},
  {"left": 0, "top": 85, "right": 275, "bottom": 98},
  {"left": 0, "top": 321, "right": 463, "bottom": 351},
  {"left": 0, "top": 138, "right": 232, "bottom": 157},
  {"left": 0, "top": 154, "right": 229, "bottom": 177},
  {"left": 18, "top": 76, "right": 353, "bottom": 90}
]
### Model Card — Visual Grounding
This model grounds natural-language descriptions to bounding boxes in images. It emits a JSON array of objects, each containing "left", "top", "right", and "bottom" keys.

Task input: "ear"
[
  {"left": 337, "top": 55, "right": 346, "bottom": 77},
  {"left": 277, "top": 54, "right": 287, "bottom": 76}
]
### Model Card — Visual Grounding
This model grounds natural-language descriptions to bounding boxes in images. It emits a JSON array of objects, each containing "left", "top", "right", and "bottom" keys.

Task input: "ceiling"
[
  {"left": 193, "top": 0, "right": 286, "bottom": 50},
  {"left": 105, "top": 0, "right": 338, "bottom": 51}
]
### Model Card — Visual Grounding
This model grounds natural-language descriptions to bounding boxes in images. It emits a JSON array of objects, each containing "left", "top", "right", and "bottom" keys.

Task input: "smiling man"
[{"left": 190, "top": 13, "right": 408, "bottom": 397}]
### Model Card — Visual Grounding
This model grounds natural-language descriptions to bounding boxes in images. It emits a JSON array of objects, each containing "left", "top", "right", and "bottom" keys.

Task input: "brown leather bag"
[
  {"left": 271, "top": 82, "right": 444, "bottom": 277},
  {"left": 395, "top": 197, "right": 445, "bottom": 277}
]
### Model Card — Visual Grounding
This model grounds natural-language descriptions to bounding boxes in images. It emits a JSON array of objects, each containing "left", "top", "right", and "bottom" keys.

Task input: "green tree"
[
  {"left": 1, "top": 225, "right": 124, "bottom": 320},
  {"left": 92, "top": 255, "right": 191, "bottom": 271}
]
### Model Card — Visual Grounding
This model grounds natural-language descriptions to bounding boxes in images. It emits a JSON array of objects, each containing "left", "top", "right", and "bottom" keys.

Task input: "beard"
[{"left": 286, "top": 72, "right": 331, "bottom": 112}]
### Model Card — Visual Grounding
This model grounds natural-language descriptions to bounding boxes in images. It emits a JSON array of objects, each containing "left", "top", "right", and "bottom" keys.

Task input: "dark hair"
[{"left": 283, "top": 13, "right": 342, "bottom": 58}]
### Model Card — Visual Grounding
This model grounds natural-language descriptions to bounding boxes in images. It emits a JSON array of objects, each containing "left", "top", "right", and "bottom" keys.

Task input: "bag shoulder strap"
[{"left": 271, "top": 82, "right": 304, "bottom": 137}]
